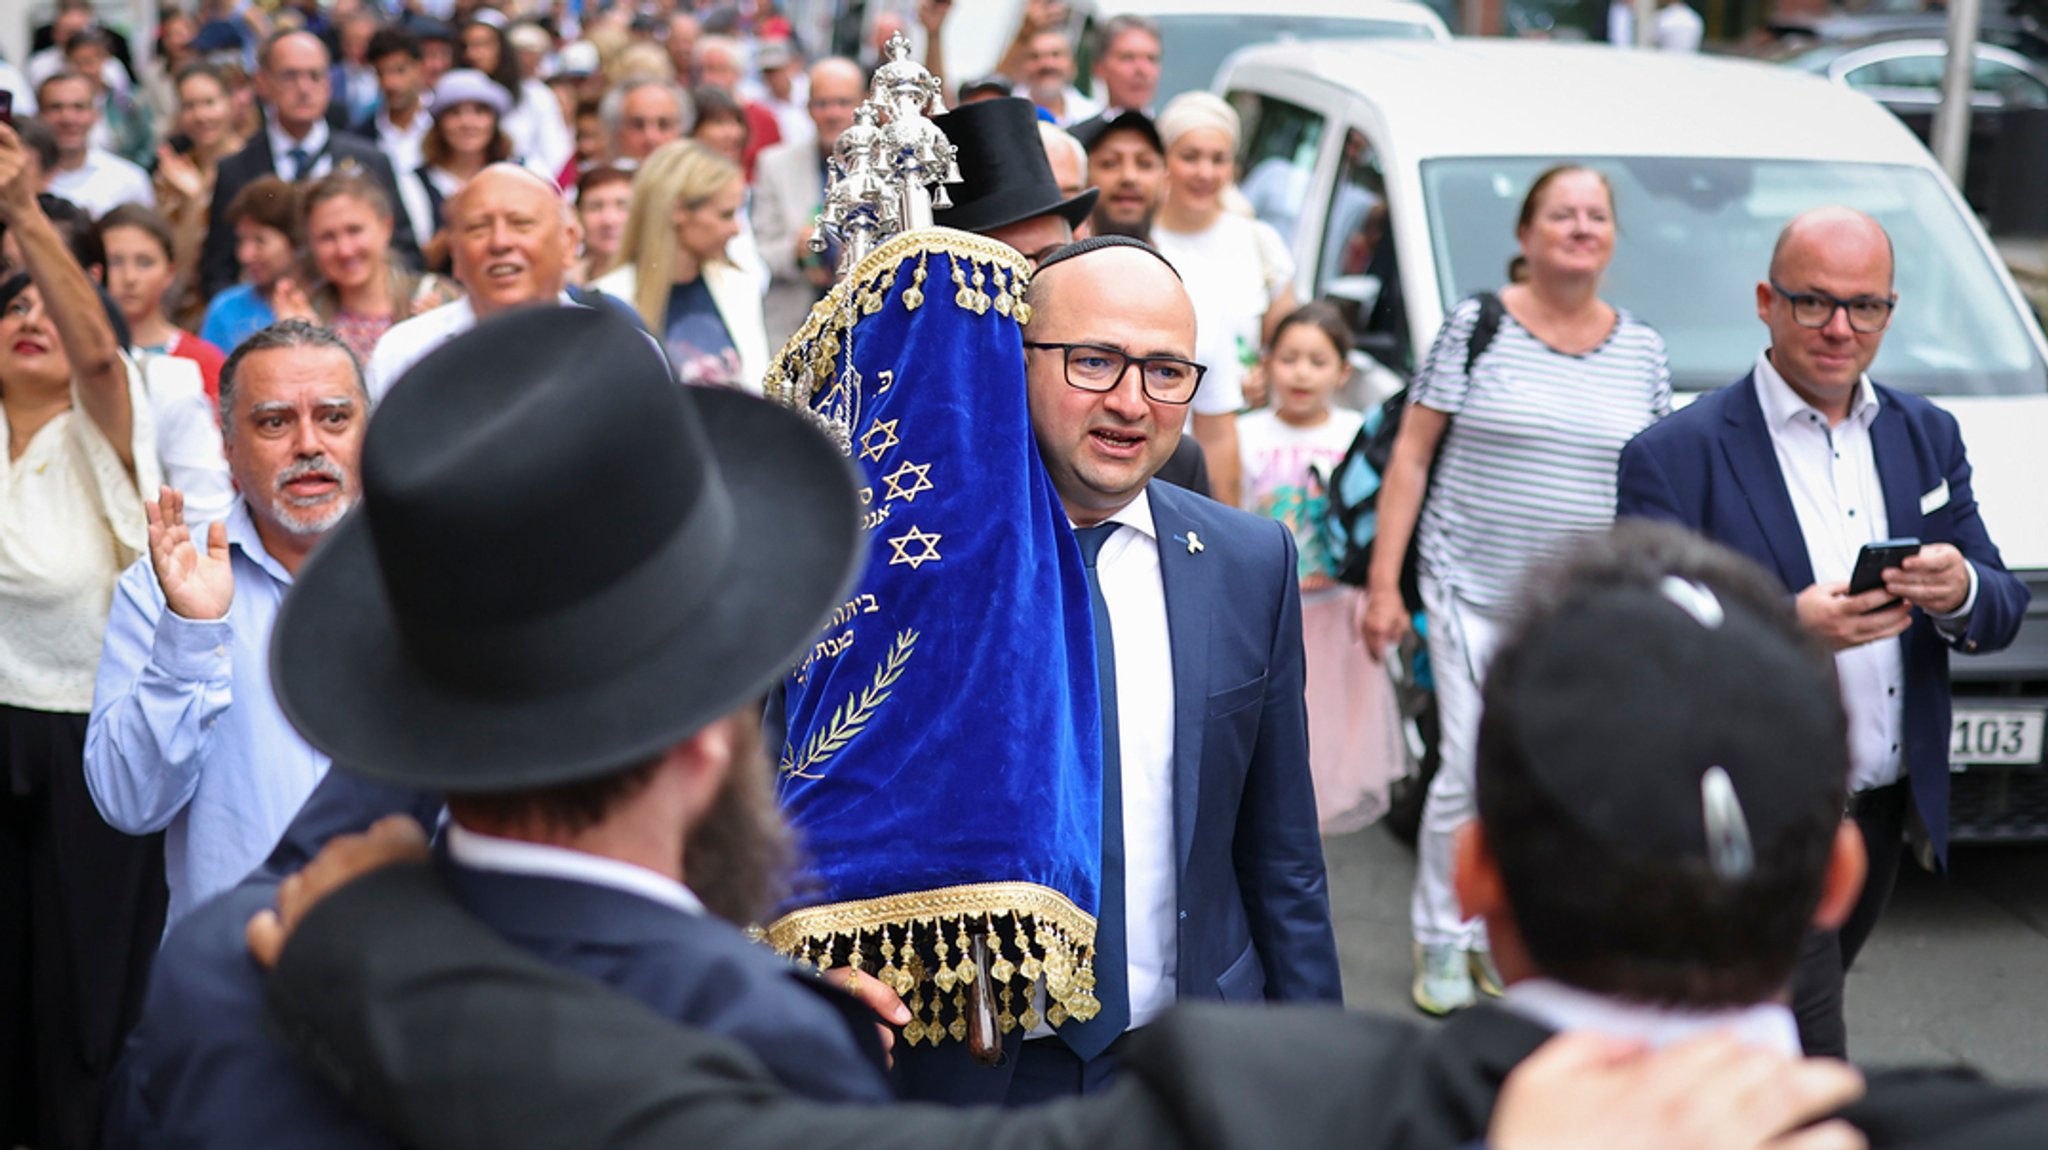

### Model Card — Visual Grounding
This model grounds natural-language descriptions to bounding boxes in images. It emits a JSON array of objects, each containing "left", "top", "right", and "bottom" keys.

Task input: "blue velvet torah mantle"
[{"left": 763, "top": 229, "right": 1105, "bottom": 1047}]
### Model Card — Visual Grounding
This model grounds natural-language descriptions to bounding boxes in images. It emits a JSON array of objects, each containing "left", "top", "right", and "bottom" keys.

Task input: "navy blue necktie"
[
  {"left": 1061, "top": 522, "right": 1129, "bottom": 1061},
  {"left": 287, "top": 146, "right": 311, "bottom": 182}
]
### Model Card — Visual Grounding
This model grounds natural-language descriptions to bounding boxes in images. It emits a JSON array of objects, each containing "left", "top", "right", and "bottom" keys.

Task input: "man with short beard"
[
  {"left": 1072, "top": 112, "right": 1164, "bottom": 242},
  {"left": 101, "top": 307, "right": 885, "bottom": 1146},
  {"left": 85, "top": 320, "right": 361, "bottom": 928}
]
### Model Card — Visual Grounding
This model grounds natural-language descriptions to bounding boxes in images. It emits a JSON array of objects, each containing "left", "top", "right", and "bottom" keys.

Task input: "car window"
[
  {"left": 1845, "top": 53, "right": 1948, "bottom": 91},
  {"left": 1232, "top": 91, "right": 1326, "bottom": 253},
  {"left": 1420, "top": 156, "right": 2047, "bottom": 397},
  {"left": 1312, "top": 128, "right": 1406, "bottom": 370},
  {"left": 1974, "top": 57, "right": 2048, "bottom": 107}
]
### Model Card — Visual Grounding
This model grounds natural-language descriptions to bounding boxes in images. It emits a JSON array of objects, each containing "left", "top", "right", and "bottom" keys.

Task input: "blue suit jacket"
[
  {"left": 894, "top": 482, "right": 1343, "bottom": 1103},
  {"left": 105, "top": 772, "right": 888, "bottom": 1147},
  {"left": 1616, "top": 374, "right": 2030, "bottom": 863}
]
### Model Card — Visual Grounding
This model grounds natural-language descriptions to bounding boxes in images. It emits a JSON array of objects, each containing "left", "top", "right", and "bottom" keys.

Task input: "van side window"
[
  {"left": 1231, "top": 92, "right": 1326, "bottom": 252},
  {"left": 1321, "top": 129, "right": 1406, "bottom": 374}
]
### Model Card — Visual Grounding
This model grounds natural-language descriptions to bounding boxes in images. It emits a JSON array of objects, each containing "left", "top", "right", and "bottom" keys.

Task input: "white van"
[{"left": 1219, "top": 39, "right": 2048, "bottom": 840}]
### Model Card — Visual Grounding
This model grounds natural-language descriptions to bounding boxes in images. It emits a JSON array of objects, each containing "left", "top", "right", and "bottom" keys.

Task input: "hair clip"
[
  {"left": 1701, "top": 765, "right": 1754, "bottom": 881},
  {"left": 1659, "top": 575, "right": 1725, "bottom": 629}
]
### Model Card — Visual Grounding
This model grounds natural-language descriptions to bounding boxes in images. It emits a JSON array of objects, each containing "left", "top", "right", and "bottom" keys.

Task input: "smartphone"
[
  {"left": 1848, "top": 538, "right": 1921, "bottom": 597},
  {"left": 0, "top": 91, "right": 13, "bottom": 126}
]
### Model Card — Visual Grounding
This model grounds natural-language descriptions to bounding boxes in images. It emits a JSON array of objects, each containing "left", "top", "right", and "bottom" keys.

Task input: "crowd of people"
[{"left": 0, "top": 1, "right": 2037, "bottom": 1148}]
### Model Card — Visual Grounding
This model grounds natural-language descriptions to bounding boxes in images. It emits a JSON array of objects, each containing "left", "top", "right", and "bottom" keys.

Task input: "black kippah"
[{"left": 1033, "top": 234, "right": 1182, "bottom": 280}]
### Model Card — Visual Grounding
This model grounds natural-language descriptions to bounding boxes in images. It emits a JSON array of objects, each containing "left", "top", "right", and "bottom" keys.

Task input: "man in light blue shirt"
[{"left": 86, "top": 320, "right": 366, "bottom": 926}]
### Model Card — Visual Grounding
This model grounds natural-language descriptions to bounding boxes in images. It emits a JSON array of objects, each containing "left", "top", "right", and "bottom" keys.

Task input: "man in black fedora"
[
  {"left": 103, "top": 306, "right": 887, "bottom": 1146},
  {"left": 932, "top": 96, "right": 1208, "bottom": 496}
]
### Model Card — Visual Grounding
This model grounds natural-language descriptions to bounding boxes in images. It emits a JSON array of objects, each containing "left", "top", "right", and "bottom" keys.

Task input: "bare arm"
[
  {"left": 919, "top": 1, "right": 953, "bottom": 108},
  {"left": 1190, "top": 412, "right": 1240, "bottom": 510},
  {"left": 0, "top": 124, "right": 132, "bottom": 468},
  {"left": 1357, "top": 402, "right": 1448, "bottom": 659}
]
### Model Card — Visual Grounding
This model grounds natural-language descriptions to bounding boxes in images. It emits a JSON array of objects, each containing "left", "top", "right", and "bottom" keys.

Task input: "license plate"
[{"left": 1950, "top": 708, "right": 2047, "bottom": 768}]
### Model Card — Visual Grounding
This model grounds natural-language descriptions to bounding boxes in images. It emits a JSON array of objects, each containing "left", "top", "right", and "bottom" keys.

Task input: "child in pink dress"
[{"left": 1237, "top": 303, "right": 1404, "bottom": 833}]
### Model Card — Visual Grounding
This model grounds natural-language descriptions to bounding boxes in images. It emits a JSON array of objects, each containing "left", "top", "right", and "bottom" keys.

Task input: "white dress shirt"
[
  {"left": 46, "top": 148, "right": 155, "bottom": 216},
  {"left": 266, "top": 116, "right": 334, "bottom": 181},
  {"left": 372, "top": 104, "right": 433, "bottom": 176},
  {"left": 1505, "top": 977, "right": 1802, "bottom": 1055},
  {"left": 1084, "top": 490, "right": 1180, "bottom": 1031},
  {"left": 444, "top": 822, "right": 707, "bottom": 917},
  {"left": 1755, "top": 353, "right": 1975, "bottom": 793}
]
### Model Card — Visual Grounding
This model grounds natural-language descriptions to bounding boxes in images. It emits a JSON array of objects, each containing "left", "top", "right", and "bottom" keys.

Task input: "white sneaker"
[{"left": 1412, "top": 942, "right": 1477, "bottom": 1016}]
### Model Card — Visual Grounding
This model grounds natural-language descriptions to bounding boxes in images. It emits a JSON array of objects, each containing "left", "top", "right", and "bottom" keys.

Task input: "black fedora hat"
[
  {"left": 932, "top": 97, "right": 1098, "bottom": 236},
  {"left": 270, "top": 307, "right": 863, "bottom": 793}
]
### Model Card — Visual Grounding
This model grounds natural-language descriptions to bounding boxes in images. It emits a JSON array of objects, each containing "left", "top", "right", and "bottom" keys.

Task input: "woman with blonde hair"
[
  {"left": 592, "top": 140, "right": 766, "bottom": 392},
  {"left": 298, "top": 171, "right": 459, "bottom": 364}
]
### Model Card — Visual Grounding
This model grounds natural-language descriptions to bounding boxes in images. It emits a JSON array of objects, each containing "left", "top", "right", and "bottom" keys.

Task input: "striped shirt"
[{"left": 1413, "top": 296, "right": 1671, "bottom": 613}]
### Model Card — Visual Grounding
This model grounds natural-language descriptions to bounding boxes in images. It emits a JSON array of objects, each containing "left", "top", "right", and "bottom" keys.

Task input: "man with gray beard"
[{"left": 85, "top": 319, "right": 364, "bottom": 927}]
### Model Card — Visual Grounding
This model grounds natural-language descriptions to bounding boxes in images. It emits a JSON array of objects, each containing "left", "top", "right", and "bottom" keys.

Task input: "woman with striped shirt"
[{"left": 1360, "top": 165, "right": 1672, "bottom": 1017}]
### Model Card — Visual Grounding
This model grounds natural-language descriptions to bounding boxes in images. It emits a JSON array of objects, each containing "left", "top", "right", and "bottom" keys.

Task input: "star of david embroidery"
[
  {"left": 887, "top": 526, "right": 943, "bottom": 570},
  {"left": 882, "top": 460, "right": 933, "bottom": 504},
  {"left": 859, "top": 418, "right": 901, "bottom": 462}
]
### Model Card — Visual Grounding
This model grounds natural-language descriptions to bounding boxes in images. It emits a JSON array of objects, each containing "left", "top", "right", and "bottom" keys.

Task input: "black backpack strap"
[{"left": 1464, "top": 290, "right": 1505, "bottom": 378}]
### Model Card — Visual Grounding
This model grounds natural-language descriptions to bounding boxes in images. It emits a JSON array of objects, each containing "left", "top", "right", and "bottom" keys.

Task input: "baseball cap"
[{"left": 1070, "top": 108, "right": 1163, "bottom": 157}]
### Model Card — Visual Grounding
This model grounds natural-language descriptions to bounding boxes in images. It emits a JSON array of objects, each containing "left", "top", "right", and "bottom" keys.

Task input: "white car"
[
  {"left": 1079, "top": 0, "right": 1450, "bottom": 102},
  {"left": 1219, "top": 38, "right": 2048, "bottom": 838}
]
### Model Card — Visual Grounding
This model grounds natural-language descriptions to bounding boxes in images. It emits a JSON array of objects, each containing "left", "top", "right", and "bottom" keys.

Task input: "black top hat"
[
  {"left": 932, "top": 97, "right": 1098, "bottom": 236},
  {"left": 270, "top": 308, "right": 863, "bottom": 794}
]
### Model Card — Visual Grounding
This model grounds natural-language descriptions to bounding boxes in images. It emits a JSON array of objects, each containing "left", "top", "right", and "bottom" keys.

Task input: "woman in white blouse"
[
  {"left": 0, "top": 124, "right": 169, "bottom": 1150},
  {"left": 1150, "top": 91, "right": 1300, "bottom": 508}
]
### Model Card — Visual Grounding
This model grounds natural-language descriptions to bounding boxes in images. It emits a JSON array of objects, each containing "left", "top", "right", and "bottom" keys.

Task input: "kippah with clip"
[{"left": 1491, "top": 576, "right": 1846, "bottom": 875}]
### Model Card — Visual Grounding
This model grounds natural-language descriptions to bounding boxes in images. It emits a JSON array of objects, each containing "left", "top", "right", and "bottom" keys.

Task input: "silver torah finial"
[{"left": 809, "top": 30, "right": 962, "bottom": 277}]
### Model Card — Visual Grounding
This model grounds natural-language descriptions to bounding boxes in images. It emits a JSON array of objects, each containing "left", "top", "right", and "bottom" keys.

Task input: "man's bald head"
[
  {"left": 807, "top": 58, "right": 865, "bottom": 146},
  {"left": 1022, "top": 239, "right": 1198, "bottom": 525},
  {"left": 448, "top": 164, "right": 579, "bottom": 318},
  {"left": 1757, "top": 205, "right": 1897, "bottom": 417},
  {"left": 1770, "top": 207, "right": 1893, "bottom": 290}
]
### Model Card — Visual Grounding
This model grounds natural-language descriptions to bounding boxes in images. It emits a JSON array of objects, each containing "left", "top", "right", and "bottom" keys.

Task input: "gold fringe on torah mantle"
[
  {"left": 763, "top": 228, "right": 1036, "bottom": 443},
  {"left": 764, "top": 882, "right": 1100, "bottom": 1047}
]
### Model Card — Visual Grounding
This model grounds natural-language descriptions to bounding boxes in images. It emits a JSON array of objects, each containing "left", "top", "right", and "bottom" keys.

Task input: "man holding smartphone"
[{"left": 1615, "top": 206, "right": 2030, "bottom": 1059}]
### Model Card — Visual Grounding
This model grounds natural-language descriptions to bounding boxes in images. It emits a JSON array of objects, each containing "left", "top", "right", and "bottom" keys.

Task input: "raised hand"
[
  {"left": 271, "top": 276, "right": 317, "bottom": 323},
  {"left": 147, "top": 485, "right": 235, "bottom": 621},
  {"left": 156, "top": 144, "right": 206, "bottom": 202},
  {"left": 0, "top": 122, "right": 37, "bottom": 220}
]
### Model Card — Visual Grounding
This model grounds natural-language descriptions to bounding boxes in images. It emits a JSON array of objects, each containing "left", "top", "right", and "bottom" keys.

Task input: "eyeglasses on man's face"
[
  {"left": 1023, "top": 341, "right": 1206, "bottom": 405},
  {"left": 1770, "top": 279, "right": 1896, "bottom": 334}
]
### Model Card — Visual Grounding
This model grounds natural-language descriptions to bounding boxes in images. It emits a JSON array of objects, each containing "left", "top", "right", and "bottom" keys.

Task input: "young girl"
[
  {"left": 1237, "top": 302, "right": 1403, "bottom": 834},
  {"left": 100, "top": 204, "right": 236, "bottom": 524}
]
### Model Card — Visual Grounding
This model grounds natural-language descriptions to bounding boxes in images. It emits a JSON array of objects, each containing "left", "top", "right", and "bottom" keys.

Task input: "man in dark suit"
[
  {"left": 1616, "top": 207, "right": 2029, "bottom": 1058},
  {"left": 876, "top": 232, "right": 1338, "bottom": 1107},
  {"left": 201, "top": 30, "right": 418, "bottom": 299},
  {"left": 101, "top": 306, "right": 888, "bottom": 1144}
]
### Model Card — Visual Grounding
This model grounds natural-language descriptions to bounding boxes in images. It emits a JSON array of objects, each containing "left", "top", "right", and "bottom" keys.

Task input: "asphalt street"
[{"left": 1324, "top": 823, "right": 2048, "bottom": 1082}]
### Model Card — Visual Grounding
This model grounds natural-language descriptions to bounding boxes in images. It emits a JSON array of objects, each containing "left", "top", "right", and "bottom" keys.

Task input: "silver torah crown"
[{"left": 808, "top": 31, "right": 962, "bottom": 277}]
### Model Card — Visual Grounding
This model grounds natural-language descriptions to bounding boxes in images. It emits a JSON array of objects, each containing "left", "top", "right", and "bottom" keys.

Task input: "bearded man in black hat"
[{"left": 103, "top": 306, "right": 888, "bottom": 1146}]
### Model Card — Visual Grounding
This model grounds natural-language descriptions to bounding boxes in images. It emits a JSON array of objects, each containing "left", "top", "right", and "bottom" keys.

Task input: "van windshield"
[
  {"left": 1420, "top": 157, "right": 2048, "bottom": 396},
  {"left": 1153, "top": 16, "right": 1437, "bottom": 101}
]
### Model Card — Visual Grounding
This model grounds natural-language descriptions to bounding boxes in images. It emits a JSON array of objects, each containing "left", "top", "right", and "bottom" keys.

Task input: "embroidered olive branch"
[{"left": 781, "top": 628, "right": 919, "bottom": 779}]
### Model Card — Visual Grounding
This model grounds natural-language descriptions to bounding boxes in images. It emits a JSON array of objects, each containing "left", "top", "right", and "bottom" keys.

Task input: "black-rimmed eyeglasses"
[
  {"left": 1769, "top": 279, "right": 1896, "bottom": 334},
  {"left": 1023, "top": 342, "right": 1207, "bottom": 405}
]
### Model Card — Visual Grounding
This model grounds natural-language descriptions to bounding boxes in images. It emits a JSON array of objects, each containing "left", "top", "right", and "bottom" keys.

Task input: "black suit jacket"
[
  {"left": 1368, "top": 1003, "right": 2048, "bottom": 1150},
  {"left": 200, "top": 129, "right": 420, "bottom": 300}
]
